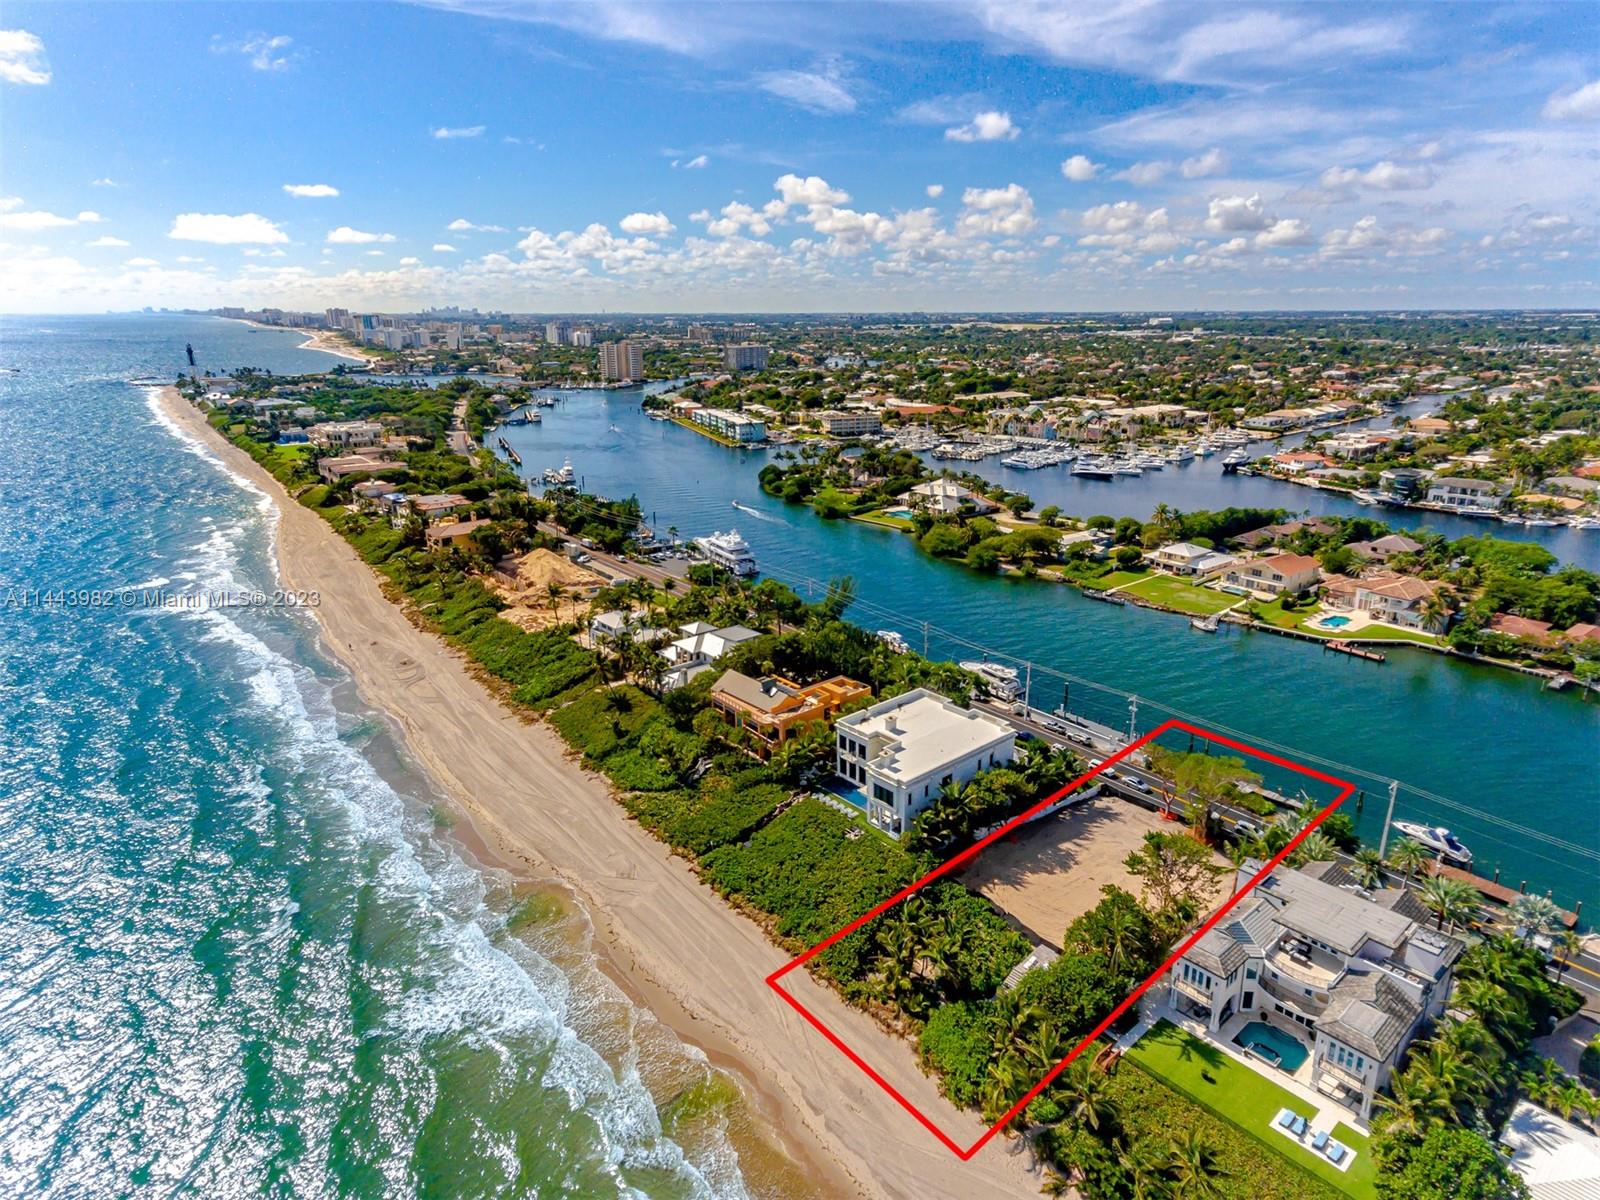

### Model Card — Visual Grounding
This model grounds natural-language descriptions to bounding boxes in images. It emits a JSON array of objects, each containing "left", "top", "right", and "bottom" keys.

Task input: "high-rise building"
[
  {"left": 571, "top": 328, "right": 594, "bottom": 347},
  {"left": 725, "top": 343, "right": 769, "bottom": 371},
  {"left": 325, "top": 307, "right": 350, "bottom": 327},
  {"left": 545, "top": 320, "right": 572, "bottom": 345},
  {"left": 598, "top": 340, "right": 644, "bottom": 381}
]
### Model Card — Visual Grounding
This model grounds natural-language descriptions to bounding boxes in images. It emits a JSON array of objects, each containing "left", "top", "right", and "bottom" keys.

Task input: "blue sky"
[{"left": 2, "top": 1, "right": 1596, "bottom": 312}]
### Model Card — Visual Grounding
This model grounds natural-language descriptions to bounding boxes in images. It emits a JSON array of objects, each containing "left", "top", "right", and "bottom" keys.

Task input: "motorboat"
[
  {"left": 1391, "top": 822, "right": 1473, "bottom": 867},
  {"left": 1071, "top": 456, "right": 1116, "bottom": 479},
  {"left": 1221, "top": 448, "right": 1250, "bottom": 473},
  {"left": 1113, "top": 458, "right": 1143, "bottom": 476},
  {"left": 543, "top": 458, "right": 576, "bottom": 485},
  {"left": 1351, "top": 489, "right": 1385, "bottom": 506},
  {"left": 876, "top": 629, "right": 910, "bottom": 654},
  {"left": 959, "top": 660, "right": 1024, "bottom": 702},
  {"left": 692, "top": 529, "right": 758, "bottom": 576}
]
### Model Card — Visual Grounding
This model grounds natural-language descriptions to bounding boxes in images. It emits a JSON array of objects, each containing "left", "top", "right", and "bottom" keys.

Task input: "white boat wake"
[{"left": 730, "top": 500, "right": 785, "bottom": 524}]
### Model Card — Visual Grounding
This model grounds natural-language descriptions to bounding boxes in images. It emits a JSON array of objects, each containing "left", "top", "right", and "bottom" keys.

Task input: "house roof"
[
  {"left": 711, "top": 669, "right": 800, "bottom": 714},
  {"left": 1562, "top": 622, "right": 1600, "bottom": 644},
  {"left": 1490, "top": 613, "right": 1554, "bottom": 638},
  {"left": 836, "top": 688, "right": 1013, "bottom": 784},
  {"left": 1359, "top": 573, "right": 1440, "bottom": 603},
  {"left": 1319, "top": 970, "right": 1421, "bottom": 1059},
  {"left": 1502, "top": 1100, "right": 1600, "bottom": 1200}
]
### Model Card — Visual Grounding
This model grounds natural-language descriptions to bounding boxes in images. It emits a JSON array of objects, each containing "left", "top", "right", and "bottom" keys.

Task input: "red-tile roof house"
[
  {"left": 1223, "top": 552, "right": 1323, "bottom": 597},
  {"left": 1489, "top": 613, "right": 1553, "bottom": 640}
]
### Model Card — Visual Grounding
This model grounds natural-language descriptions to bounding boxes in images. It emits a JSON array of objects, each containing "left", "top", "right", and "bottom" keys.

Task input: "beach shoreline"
[
  {"left": 154, "top": 385, "right": 1045, "bottom": 1200},
  {"left": 227, "top": 317, "right": 381, "bottom": 365}
]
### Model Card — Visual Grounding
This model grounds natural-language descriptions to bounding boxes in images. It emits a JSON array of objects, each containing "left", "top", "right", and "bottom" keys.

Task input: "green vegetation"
[
  {"left": 1123, "top": 574, "right": 1239, "bottom": 615},
  {"left": 1122, "top": 1020, "right": 1374, "bottom": 1198}
]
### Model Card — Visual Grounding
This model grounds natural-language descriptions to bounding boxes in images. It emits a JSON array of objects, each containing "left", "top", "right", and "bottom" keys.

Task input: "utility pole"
[
  {"left": 1024, "top": 661, "right": 1033, "bottom": 709},
  {"left": 1127, "top": 695, "right": 1139, "bottom": 743},
  {"left": 1377, "top": 779, "right": 1400, "bottom": 858},
  {"left": 922, "top": 621, "right": 929, "bottom": 657}
]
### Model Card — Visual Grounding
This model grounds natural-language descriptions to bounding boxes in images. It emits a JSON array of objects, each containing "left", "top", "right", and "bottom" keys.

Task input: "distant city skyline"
[{"left": 2, "top": 1, "right": 1597, "bottom": 313}]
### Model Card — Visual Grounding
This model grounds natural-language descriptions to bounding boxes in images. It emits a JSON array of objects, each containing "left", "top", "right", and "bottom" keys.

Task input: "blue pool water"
[
  {"left": 1234, "top": 1022, "right": 1310, "bottom": 1072},
  {"left": 1320, "top": 616, "right": 1352, "bottom": 628}
]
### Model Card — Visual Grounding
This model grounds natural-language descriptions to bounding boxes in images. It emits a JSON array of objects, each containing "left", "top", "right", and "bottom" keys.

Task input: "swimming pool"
[
  {"left": 1234, "top": 1022, "right": 1310, "bottom": 1072},
  {"left": 1319, "top": 615, "right": 1351, "bottom": 629}
]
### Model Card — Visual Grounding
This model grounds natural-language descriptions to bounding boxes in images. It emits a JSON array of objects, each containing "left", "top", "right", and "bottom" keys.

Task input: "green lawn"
[
  {"left": 1123, "top": 1021, "right": 1375, "bottom": 1200},
  {"left": 1123, "top": 574, "right": 1239, "bottom": 616},
  {"left": 1247, "top": 597, "right": 1316, "bottom": 630},
  {"left": 852, "top": 509, "right": 916, "bottom": 531},
  {"left": 1335, "top": 623, "right": 1441, "bottom": 646},
  {"left": 1095, "top": 569, "right": 1152, "bottom": 590}
]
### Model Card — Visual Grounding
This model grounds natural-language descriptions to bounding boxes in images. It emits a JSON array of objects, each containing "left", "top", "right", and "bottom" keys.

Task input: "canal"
[{"left": 495, "top": 386, "right": 1599, "bottom": 914}]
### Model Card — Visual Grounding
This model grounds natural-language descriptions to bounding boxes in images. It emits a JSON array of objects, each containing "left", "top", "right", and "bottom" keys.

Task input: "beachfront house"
[
  {"left": 307, "top": 420, "right": 385, "bottom": 450},
  {"left": 400, "top": 493, "right": 471, "bottom": 525},
  {"left": 834, "top": 688, "right": 1015, "bottom": 838},
  {"left": 658, "top": 621, "right": 762, "bottom": 690},
  {"left": 1164, "top": 860, "right": 1462, "bottom": 1122},
  {"left": 1149, "top": 541, "right": 1238, "bottom": 577},
  {"left": 1424, "top": 477, "right": 1509, "bottom": 512},
  {"left": 424, "top": 518, "right": 490, "bottom": 549},
  {"left": 709, "top": 671, "right": 871, "bottom": 758},
  {"left": 317, "top": 453, "right": 407, "bottom": 484},
  {"left": 1221, "top": 553, "right": 1322, "bottom": 598}
]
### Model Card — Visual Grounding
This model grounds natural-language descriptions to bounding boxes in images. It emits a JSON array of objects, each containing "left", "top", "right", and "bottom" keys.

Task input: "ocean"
[{"left": 0, "top": 316, "right": 795, "bottom": 1199}]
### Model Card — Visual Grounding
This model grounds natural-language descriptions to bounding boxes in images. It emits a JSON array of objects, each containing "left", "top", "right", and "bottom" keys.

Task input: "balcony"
[
  {"left": 1266, "top": 942, "right": 1342, "bottom": 989},
  {"left": 1259, "top": 974, "right": 1328, "bottom": 1015},
  {"left": 1173, "top": 976, "right": 1213, "bottom": 1005}
]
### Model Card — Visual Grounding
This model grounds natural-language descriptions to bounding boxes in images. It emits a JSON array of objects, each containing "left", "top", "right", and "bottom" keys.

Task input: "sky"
[{"left": 1, "top": 0, "right": 1597, "bottom": 314}]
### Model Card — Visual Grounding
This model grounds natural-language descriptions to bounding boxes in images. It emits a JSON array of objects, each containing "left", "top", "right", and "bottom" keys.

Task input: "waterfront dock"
[{"left": 1426, "top": 862, "right": 1581, "bottom": 930}]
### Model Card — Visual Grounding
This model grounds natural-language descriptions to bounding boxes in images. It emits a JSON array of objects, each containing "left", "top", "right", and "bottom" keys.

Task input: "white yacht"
[
  {"left": 1113, "top": 458, "right": 1143, "bottom": 476},
  {"left": 959, "top": 660, "right": 1024, "bottom": 702},
  {"left": 1072, "top": 456, "right": 1116, "bottom": 479},
  {"left": 543, "top": 458, "right": 576, "bottom": 486},
  {"left": 876, "top": 630, "right": 910, "bottom": 654},
  {"left": 1391, "top": 822, "right": 1473, "bottom": 867},
  {"left": 1221, "top": 448, "right": 1250, "bottom": 473},
  {"left": 1168, "top": 445, "right": 1196, "bottom": 463},
  {"left": 692, "top": 529, "right": 758, "bottom": 576}
]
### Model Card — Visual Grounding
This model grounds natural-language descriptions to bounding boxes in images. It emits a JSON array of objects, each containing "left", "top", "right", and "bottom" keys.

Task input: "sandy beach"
[
  {"left": 157, "top": 387, "right": 1046, "bottom": 1200},
  {"left": 231, "top": 317, "right": 381, "bottom": 364}
]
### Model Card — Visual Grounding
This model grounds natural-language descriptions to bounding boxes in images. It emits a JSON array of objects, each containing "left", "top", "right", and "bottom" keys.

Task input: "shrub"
[{"left": 919, "top": 1000, "right": 996, "bottom": 1107}]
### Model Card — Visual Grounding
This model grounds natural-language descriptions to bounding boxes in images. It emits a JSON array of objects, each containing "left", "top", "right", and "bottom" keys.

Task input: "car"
[
  {"left": 1128, "top": 775, "right": 1150, "bottom": 793},
  {"left": 1040, "top": 716, "right": 1069, "bottom": 735},
  {"left": 573, "top": 553, "right": 592, "bottom": 564}
]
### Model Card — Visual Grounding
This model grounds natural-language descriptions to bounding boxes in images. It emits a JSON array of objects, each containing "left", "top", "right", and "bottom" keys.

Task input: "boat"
[
  {"left": 1520, "top": 517, "right": 1561, "bottom": 527},
  {"left": 1351, "top": 489, "right": 1386, "bottom": 506},
  {"left": 542, "top": 458, "right": 576, "bottom": 486},
  {"left": 876, "top": 630, "right": 910, "bottom": 654},
  {"left": 608, "top": 423, "right": 622, "bottom": 434},
  {"left": 1221, "top": 448, "right": 1250, "bottom": 473},
  {"left": 959, "top": 660, "right": 1024, "bottom": 702},
  {"left": 1391, "top": 822, "right": 1473, "bottom": 866},
  {"left": 1112, "top": 458, "right": 1143, "bottom": 476},
  {"left": 1168, "top": 445, "right": 1196, "bottom": 463},
  {"left": 692, "top": 529, "right": 758, "bottom": 576},
  {"left": 1191, "top": 613, "right": 1220, "bottom": 633},
  {"left": 1071, "top": 456, "right": 1116, "bottom": 479}
]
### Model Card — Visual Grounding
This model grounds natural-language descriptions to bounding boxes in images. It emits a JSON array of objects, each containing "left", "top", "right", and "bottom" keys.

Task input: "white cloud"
[
  {"left": 619, "top": 211, "right": 676, "bottom": 236},
  {"left": 1205, "top": 193, "right": 1271, "bottom": 232},
  {"left": 365, "top": 250, "right": 385, "bottom": 257},
  {"left": 446, "top": 217, "right": 506, "bottom": 233},
  {"left": 283, "top": 183, "right": 340, "bottom": 198},
  {"left": 926, "top": 184, "right": 944, "bottom": 198},
  {"left": 174, "top": 255, "right": 204, "bottom": 263},
  {"left": 674, "top": 154, "right": 710, "bottom": 169},
  {"left": 1082, "top": 201, "right": 1161, "bottom": 235},
  {"left": 1119, "top": 160, "right": 1171, "bottom": 185},
  {"left": 210, "top": 33, "right": 294, "bottom": 73},
  {"left": 90, "top": 177, "right": 119, "bottom": 187},
  {"left": 1255, "top": 218, "right": 1313, "bottom": 248},
  {"left": 87, "top": 235, "right": 130, "bottom": 247},
  {"left": 1541, "top": 80, "right": 1600, "bottom": 122},
  {"left": 756, "top": 59, "right": 855, "bottom": 114},
  {"left": 1320, "top": 160, "right": 1435, "bottom": 191},
  {"left": 956, "top": 184, "right": 1036, "bottom": 236},
  {"left": 327, "top": 226, "right": 395, "bottom": 244},
  {"left": 0, "top": 208, "right": 101, "bottom": 230},
  {"left": 1060, "top": 154, "right": 1101, "bottom": 182},
  {"left": 0, "top": 29, "right": 51, "bottom": 85},
  {"left": 399, "top": 256, "right": 421, "bottom": 265},
  {"left": 125, "top": 257, "right": 159, "bottom": 267},
  {"left": 1320, "top": 215, "right": 1448, "bottom": 258},
  {"left": 169, "top": 212, "right": 288, "bottom": 245},
  {"left": 0, "top": 196, "right": 19, "bottom": 211},
  {"left": 774, "top": 174, "right": 849, "bottom": 208},
  {"left": 1180, "top": 147, "right": 1228, "bottom": 178},
  {"left": 945, "top": 111, "right": 1019, "bottom": 142},
  {"left": 432, "top": 243, "right": 457, "bottom": 252},
  {"left": 431, "top": 124, "right": 486, "bottom": 139}
]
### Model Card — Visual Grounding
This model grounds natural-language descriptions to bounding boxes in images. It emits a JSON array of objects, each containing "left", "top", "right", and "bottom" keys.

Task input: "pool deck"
[{"left": 1134, "top": 1001, "right": 1369, "bottom": 1135}]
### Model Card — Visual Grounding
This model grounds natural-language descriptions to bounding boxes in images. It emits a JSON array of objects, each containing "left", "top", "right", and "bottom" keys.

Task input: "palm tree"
[
  {"left": 1377, "top": 1065, "right": 1453, "bottom": 1137},
  {"left": 1166, "top": 1127, "right": 1227, "bottom": 1199},
  {"left": 1419, "top": 875, "right": 1479, "bottom": 932},
  {"left": 1118, "top": 1137, "right": 1175, "bottom": 1200},
  {"left": 981, "top": 1052, "right": 1029, "bottom": 1123},
  {"left": 1553, "top": 928, "right": 1584, "bottom": 982},
  {"left": 1454, "top": 979, "right": 1515, "bottom": 1032},
  {"left": 1292, "top": 831, "right": 1338, "bottom": 865},
  {"left": 545, "top": 581, "right": 566, "bottom": 613},
  {"left": 1352, "top": 846, "right": 1386, "bottom": 889},
  {"left": 1508, "top": 893, "right": 1564, "bottom": 941},
  {"left": 1055, "top": 1058, "right": 1116, "bottom": 1133},
  {"left": 1386, "top": 837, "right": 1431, "bottom": 882}
]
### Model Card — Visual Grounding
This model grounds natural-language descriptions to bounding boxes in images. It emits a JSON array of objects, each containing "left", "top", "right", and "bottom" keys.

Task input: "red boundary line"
[{"left": 766, "top": 717, "right": 1356, "bottom": 1160}]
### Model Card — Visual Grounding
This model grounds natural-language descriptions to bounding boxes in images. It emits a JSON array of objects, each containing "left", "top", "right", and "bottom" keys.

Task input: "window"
[
  {"left": 1181, "top": 963, "right": 1214, "bottom": 992},
  {"left": 1246, "top": 967, "right": 1257, "bottom": 980},
  {"left": 873, "top": 784, "right": 894, "bottom": 804}
]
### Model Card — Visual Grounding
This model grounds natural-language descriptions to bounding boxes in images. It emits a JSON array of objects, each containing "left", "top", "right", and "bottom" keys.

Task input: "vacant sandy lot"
[
  {"left": 490, "top": 548, "right": 608, "bottom": 631},
  {"left": 959, "top": 798, "right": 1228, "bottom": 948}
]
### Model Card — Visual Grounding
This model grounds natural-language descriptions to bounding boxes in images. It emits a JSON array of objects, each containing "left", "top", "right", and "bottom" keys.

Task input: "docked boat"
[
  {"left": 1391, "top": 822, "right": 1473, "bottom": 867},
  {"left": 1351, "top": 489, "right": 1386, "bottom": 506},
  {"left": 543, "top": 458, "right": 576, "bottom": 486},
  {"left": 1071, "top": 456, "right": 1116, "bottom": 479},
  {"left": 692, "top": 529, "right": 758, "bottom": 576},
  {"left": 1168, "top": 445, "right": 1196, "bottom": 463},
  {"left": 1112, "top": 458, "right": 1143, "bottom": 476},
  {"left": 876, "top": 630, "right": 910, "bottom": 654},
  {"left": 1190, "top": 613, "right": 1220, "bottom": 633},
  {"left": 959, "top": 660, "right": 1024, "bottom": 702},
  {"left": 1221, "top": 448, "right": 1250, "bottom": 473}
]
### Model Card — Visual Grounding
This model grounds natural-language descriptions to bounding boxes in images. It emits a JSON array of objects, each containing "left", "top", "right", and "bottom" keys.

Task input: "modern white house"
[
  {"left": 1149, "top": 541, "right": 1238, "bottom": 577},
  {"left": 898, "top": 478, "right": 997, "bottom": 515},
  {"left": 834, "top": 688, "right": 1015, "bottom": 837},
  {"left": 658, "top": 621, "right": 761, "bottom": 690},
  {"left": 1424, "top": 477, "right": 1509, "bottom": 511},
  {"left": 1165, "top": 860, "right": 1462, "bottom": 1122}
]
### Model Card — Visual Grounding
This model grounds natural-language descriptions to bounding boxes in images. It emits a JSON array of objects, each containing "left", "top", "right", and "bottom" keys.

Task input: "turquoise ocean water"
[{"left": 0, "top": 317, "right": 788, "bottom": 1199}]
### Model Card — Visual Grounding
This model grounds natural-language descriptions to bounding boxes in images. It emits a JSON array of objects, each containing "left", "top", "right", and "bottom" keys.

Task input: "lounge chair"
[
  {"left": 1311, "top": 1130, "right": 1329, "bottom": 1152},
  {"left": 1290, "top": 1114, "right": 1308, "bottom": 1137},
  {"left": 1277, "top": 1110, "right": 1295, "bottom": 1130},
  {"left": 1326, "top": 1141, "right": 1347, "bottom": 1164}
]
